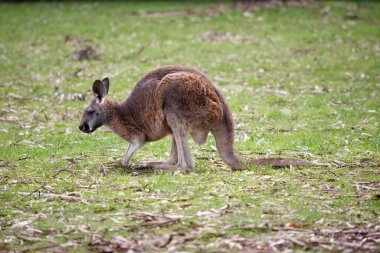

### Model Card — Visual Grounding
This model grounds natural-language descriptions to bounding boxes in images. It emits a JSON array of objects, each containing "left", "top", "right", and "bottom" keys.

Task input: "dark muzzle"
[{"left": 79, "top": 123, "right": 91, "bottom": 133}]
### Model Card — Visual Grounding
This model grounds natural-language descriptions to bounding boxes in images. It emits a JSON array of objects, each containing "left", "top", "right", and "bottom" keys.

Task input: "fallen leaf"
[
  {"left": 180, "top": 191, "right": 192, "bottom": 201},
  {"left": 201, "top": 30, "right": 257, "bottom": 43},
  {"left": 359, "top": 195, "right": 371, "bottom": 201},
  {"left": 312, "top": 85, "right": 329, "bottom": 93}
]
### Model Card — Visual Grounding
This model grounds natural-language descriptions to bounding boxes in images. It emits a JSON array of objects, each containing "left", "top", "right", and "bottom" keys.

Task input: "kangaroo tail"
[
  {"left": 211, "top": 95, "right": 241, "bottom": 170},
  {"left": 211, "top": 88, "right": 322, "bottom": 170}
]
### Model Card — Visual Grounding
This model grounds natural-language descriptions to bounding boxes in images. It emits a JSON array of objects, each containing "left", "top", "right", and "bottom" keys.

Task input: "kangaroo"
[
  {"left": 79, "top": 66, "right": 241, "bottom": 170},
  {"left": 79, "top": 66, "right": 316, "bottom": 170}
]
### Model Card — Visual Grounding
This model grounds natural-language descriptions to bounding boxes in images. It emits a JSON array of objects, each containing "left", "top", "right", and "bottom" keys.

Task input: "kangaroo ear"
[
  {"left": 101, "top": 77, "right": 110, "bottom": 95},
  {"left": 92, "top": 80, "right": 107, "bottom": 103}
]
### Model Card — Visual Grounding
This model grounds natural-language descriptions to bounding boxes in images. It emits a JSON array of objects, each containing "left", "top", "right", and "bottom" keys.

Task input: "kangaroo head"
[{"left": 79, "top": 78, "right": 110, "bottom": 133}]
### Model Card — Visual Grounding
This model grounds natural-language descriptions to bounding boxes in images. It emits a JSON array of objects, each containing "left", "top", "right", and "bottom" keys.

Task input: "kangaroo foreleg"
[{"left": 122, "top": 141, "right": 143, "bottom": 167}]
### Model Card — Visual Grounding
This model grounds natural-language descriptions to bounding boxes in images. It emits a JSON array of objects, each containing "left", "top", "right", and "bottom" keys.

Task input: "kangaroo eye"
[
  {"left": 87, "top": 110, "right": 95, "bottom": 114},
  {"left": 96, "top": 112, "right": 99, "bottom": 116}
]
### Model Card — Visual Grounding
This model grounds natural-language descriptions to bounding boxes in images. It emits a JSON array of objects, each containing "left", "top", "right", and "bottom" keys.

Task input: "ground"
[{"left": 0, "top": 1, "right": 379, "bottom": 252}]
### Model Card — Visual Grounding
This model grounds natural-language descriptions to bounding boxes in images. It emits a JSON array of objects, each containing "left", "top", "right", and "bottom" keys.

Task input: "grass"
[{"left": 0, "top": 1, "right": 379, "bottom": 252}]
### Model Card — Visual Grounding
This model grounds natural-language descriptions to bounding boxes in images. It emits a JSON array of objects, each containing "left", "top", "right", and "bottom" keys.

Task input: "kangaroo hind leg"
[
  {"left": 147, "top": 136, "right": 178, "bottom": 169},
  {"left": 165, "top": 113, "right": 195, "bottom": 170},
  {"left": 166, "top": 136, "right": 178, "bottom": 165}
]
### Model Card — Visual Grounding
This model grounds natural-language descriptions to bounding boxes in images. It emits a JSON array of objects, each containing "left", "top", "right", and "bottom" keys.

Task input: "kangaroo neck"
[{"left": 103, "top": 98, "right": 144, "bottom": 143}]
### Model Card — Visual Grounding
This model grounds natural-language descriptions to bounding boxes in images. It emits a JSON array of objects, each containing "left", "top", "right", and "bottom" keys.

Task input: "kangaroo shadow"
[
  {"left": 99, "top": 157, "right": 325, "bottom": 176},
  {"left": 100, "top": 161, "right": 185, "bottom": 175}
]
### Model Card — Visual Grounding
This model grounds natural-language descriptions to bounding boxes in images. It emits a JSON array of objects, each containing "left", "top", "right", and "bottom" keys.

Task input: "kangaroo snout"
[{"left": 79, "top": 123, "right": 91, "bottom": 133}]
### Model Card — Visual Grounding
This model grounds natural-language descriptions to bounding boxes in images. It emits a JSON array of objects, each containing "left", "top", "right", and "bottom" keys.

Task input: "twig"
[
  {"left": 155, "top": 234, "right": 173, "bottom": 248},
  {"left": 124, "top": 218, "right": 180, "bottom": 232},
  {"left": 21, "top": 243, "right": 63, "bottom": 253},
  {"left": 143, "top": 218, "right": 180, "bottom": 228},
  {"left": 17, "top": 192, "right": 89, "bottom": 204},
  {"left": 52, "top": 168, "right": 76, "bottom": 178},
  {"left": 287, "top": 236, "right": 307, "bottom": 248},
  {"left": 126, "top": 42, "right": 151, "bottom": 58},
  {"left": 15, "top": 234, "right": 41, "bottom": 242},
  {"left": 19, "top": 167, "right": 73, "bottom": 202},
  {"left": 20, "top": 184, "right": 46, "bottom": 202}
]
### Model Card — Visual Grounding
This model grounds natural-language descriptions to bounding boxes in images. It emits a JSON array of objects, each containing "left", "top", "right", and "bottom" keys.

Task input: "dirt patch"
[
  {"left": 72, "top": 45, "right": 100, "bottom": 61},
  {"left": 64, "top": 35, "right": 101, "bottom": 61}
]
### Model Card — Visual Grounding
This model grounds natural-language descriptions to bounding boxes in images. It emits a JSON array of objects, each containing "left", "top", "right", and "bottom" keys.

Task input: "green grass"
[{"left": 0, "top": 1, "right": 379, "bottom": 252}]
